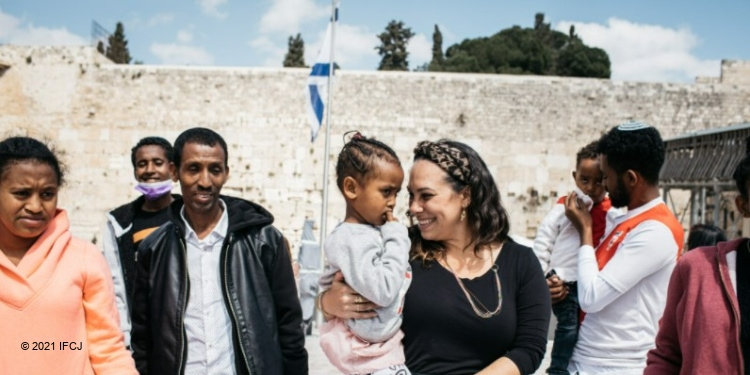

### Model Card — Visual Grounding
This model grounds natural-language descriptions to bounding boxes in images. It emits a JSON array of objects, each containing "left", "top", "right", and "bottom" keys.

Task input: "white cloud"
[
  {"left": 249, "top": 35, "right": 285, "bottom": 67},
  {"left": 555, "top": 18, "right": 719, "bottom": 83},
  {"left": 0, "top": 9, "right": 21, "bottom": 38},
  {"left": 197, "top": 0, "right": 228, "bottom": 19},
  {"left": 336, "top": 24, "right": 379, "bottom": 69},
  {"left": 260, "top": 0, "right": 328, "bottom": 34},
  {"left": 250, "top": 35, "right": 276, "bottom": 50},
  {"left": 409, "top": 33, "right": 432, "bottom": 70},
  {"left": 150, "top": 43, "right": 214, "bottom": 65},
  {"left": 304, "top": 23, "right": 379, "bottom": 70},
  {"left": 177, "top": 30, "right": 193, "bottom": 43},
  {"left": 148, "top": 13, "right": 174, "bottom": 27},
  {"left": 253, "top": 0, "right": 378, "bottom": 69},
  {"left": 255, "top": 0, "right": 436, "bottom": 70},
  {"left": 0, "top": 9, "right": 86, "bottom": 46},
  {"left": 271, "top": 21, "right": 427, "bottom": 71},
  {"left": 152, "top": 23, "right": 211, "bottom": 66}
]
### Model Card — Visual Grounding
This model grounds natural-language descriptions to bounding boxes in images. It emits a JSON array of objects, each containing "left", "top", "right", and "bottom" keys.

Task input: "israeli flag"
[{"left": 306, "top": 2, "right": 338, "bottom": 143}]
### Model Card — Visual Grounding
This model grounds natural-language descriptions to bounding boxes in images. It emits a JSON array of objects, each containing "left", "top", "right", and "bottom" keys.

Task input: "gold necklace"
[{"left": 442, "top": 251, "right": 503, "bottom": 319}]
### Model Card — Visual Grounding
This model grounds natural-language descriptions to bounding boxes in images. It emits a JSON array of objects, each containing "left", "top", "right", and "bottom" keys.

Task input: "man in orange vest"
[{"left": 560, "top": 121, "right": 684, "bottom": 375}]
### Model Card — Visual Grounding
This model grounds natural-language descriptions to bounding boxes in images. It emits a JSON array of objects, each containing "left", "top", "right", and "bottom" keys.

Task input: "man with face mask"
[{"left": 101, "top": 136, "right": 177, "bottom": 349}]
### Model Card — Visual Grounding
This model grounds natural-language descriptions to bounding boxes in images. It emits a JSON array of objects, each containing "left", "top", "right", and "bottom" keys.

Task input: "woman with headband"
[{"left": 320, "top": 139, "right": 551, "bottom": 375}]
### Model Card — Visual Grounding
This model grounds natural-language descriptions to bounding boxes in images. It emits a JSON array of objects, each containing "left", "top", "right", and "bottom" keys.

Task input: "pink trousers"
[{"left": 319, "top": 319, "right": 407, "bottom": 375}]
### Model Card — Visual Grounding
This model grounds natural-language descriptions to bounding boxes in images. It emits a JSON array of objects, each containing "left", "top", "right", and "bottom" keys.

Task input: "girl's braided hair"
[{"left": 335, "top": 131, "right": 400, "bottom": 192}]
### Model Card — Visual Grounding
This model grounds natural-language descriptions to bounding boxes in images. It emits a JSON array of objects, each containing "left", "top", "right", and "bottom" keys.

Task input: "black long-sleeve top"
[{"left": 403, "top": 240, "right": 551, "bottom": 374}]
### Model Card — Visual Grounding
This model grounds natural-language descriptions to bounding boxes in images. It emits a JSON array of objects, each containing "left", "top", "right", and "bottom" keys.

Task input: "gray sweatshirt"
[{"left": 319, "top": 221, "right": 412, "bottom": 343}]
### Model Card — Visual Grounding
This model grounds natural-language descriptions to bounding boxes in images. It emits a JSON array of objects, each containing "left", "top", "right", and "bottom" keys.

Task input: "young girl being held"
[{"left": 318, "top": 132, "right": 412, "bottom": 375}]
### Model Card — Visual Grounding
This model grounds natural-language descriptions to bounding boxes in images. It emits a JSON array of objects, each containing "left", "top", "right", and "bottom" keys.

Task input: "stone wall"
[
  {"left": 1, "top": 45, "right": 749, "bottom": 250},
  {"left": 722, "top": 60, "right": 750, "bottom": 86}
]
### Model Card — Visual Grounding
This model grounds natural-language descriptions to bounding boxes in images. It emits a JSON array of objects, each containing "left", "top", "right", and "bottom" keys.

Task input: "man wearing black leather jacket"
[{"left": 131, "top": 127, "right": 308, "bottom": 375}]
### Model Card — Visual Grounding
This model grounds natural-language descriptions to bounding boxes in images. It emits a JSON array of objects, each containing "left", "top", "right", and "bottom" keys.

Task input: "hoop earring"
[{"left": 460, "top": 209, "right": 466, "bottom": 222}]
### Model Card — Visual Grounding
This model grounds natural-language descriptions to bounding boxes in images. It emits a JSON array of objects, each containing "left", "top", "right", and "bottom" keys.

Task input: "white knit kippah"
[{"left": 617, "top": 120, "right": 650, "bottom": 131}]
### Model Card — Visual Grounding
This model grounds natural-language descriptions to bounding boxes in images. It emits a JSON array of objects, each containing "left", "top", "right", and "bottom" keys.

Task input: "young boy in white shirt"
[{"left": 533, "top": 141, "right": 619, "bottom": 375}]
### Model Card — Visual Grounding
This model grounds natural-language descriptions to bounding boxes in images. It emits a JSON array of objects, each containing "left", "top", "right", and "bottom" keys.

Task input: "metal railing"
[
  {"left": 660, "top": 123, "right": 750, "bottom": 239},
  {"left": 661, "top": 123, "right": 750, "bottom": 188}
]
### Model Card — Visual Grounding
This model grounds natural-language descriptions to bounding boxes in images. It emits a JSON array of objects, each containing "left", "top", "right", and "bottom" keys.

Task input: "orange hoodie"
[{"left": 0, "top": 210, "right": 137, "bottom": 375}]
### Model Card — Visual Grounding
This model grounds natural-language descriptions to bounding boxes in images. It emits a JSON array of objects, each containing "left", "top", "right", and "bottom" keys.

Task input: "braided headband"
[{"left": 414, "top": 141, "right": 471, "bottom": 184}]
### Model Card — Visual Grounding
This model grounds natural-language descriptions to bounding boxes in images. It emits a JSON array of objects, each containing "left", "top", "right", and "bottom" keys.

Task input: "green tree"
[
  {"left": 554, "top": 24, "right": 610, "bottom": 78},
  {"left": 440, "top": 13, "right": 610, "bottom": 78},
  {"left": 375, "top": 20, "right": 415, "bottom": 71},
  {"left": 441, "top": 49, "right": 481, "bottom": 73},
  {"left": 96, "top": 41, "right": 105, "bottom": 55},
  {"left": 557, "top": 42, "right": 611, "bottom": 78},
  {"left": 428, "top": 24, "right": 444, "bottom": 71},
  {"left": 106, "top": 22, "right": 132, "bottom": 64},
  {"left": 283, "top": 33, "right": 307, "bottom": 68}
]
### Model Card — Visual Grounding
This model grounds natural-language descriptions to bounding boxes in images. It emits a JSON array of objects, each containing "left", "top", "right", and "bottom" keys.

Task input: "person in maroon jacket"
[{"left": 645, "top": 140, "right": 750, "bottom": 375}]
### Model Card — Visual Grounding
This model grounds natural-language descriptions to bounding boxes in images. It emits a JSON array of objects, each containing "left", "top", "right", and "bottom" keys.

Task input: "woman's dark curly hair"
[
  {"left": 596, "top": 123, "right": 664, "bottom": 184},
  {"left": 409, "top": 139, "right": 510, "bottom": 264}
]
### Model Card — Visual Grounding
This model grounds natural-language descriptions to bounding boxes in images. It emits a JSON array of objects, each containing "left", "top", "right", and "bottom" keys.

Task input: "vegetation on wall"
[
  {"left": 283, "top": 33, "right": 307, "bottom": 68},
  {"left": 430, "top": 13, "right": 610, "bottom": 78}
]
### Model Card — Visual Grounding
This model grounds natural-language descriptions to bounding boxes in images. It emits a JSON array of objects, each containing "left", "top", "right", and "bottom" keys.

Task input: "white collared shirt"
[
  {"left": 571, "top": 197, "right": 679, "bottom": 372},
  {"left": 181, "top": 199, "right": 237, "bottom": 375}
]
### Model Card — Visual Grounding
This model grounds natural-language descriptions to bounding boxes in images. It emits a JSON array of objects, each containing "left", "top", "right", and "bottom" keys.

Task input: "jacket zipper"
[
  {"left": 177, "top": 236, "right": 189, "bottom": 375},
  {"left": 222, "top": 233, "right": 254, "bottom": 374},
  {"left": 718, "top": 252, "right": 744, "bottom": 374}
]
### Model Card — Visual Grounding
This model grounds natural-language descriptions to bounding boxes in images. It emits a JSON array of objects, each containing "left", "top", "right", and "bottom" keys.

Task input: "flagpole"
[
  {"left": 318, "top": 0, "right": 337, "bottom": 271},
  {"left": 316, "top": 0, "right": 337, "bottom": 330}
]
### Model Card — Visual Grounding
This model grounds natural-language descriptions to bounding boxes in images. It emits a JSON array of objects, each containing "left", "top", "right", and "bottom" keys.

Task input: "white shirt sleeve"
[
  {"left": 577, "top": 220, "right": 678, "bottom": 313},
  {"left": 532, "top": 203, "right": 564, "bottom": 273},
  {"left": 100, "top": 219, "right": 131, "bottom": 348}
]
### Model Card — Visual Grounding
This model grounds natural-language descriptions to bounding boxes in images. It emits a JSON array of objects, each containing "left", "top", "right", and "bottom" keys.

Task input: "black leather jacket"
[{"left": 131, "top": 196, "right": 308, "bottom": 375}]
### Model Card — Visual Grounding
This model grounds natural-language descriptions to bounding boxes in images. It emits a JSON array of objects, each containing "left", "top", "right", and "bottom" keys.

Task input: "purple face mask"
[{"left": 135, "top": 180, "right": 174, "bottom": 200}]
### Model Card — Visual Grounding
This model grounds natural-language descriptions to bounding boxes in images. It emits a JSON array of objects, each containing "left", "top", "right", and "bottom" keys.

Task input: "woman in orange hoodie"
[{"left": 0, "top": 136, "right": 137, "bottom": 374}]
